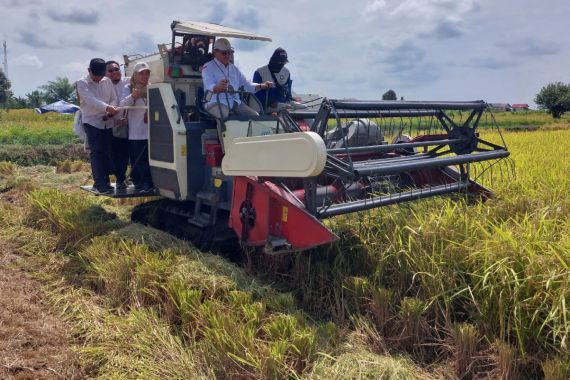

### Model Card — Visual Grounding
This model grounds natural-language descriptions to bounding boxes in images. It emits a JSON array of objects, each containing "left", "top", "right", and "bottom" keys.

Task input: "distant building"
[
  {"left": 511, "top": 104, "right": 530, "bottom": 112},
  {"left": 489, "top": 103, "right": 512, "bottom": 112}
]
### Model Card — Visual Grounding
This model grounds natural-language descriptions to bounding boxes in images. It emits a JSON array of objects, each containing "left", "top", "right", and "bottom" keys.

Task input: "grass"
[
  {"left": 1, "top": 189, "right": 349, "bottom": 378},
  {"left": 489, "top": 110, "right": 570, "bottom": 128},
  {"left": 0, "top": 109, "right": 77, "bottom": 145},
  {"left": 26, "top": 188, "right": 123, "bottom": 251},
  {"left": 0, "top": 109, "right": 85, "bottom": 166},
  {"left": 0, "top": 144, "right": 88, "bottom": 166},
  {"left": 0, "top": 110, "right": 569, "bottom": 378},
  {"left": 278, "top": 128, "right": 570, "bottom": 377},
  {"left": 0, "top": 123, "right": 77, "bottom": 145}
]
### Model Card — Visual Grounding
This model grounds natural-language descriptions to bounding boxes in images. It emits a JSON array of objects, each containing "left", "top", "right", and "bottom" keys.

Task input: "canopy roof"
[
  {"left": 34, "top": 100, "right": 79, "bottom": 115},
  {"left": 171, "top": 21, "right": 272, "bottom": 42}
]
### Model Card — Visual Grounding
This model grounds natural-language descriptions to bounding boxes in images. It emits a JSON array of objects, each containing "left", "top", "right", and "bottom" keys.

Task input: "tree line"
[
  {"left": 0, "top": 70, "right": 76, "bottom": 109},
  {"left": 1, "top": 68, "right": 569, "bottom": 118}
]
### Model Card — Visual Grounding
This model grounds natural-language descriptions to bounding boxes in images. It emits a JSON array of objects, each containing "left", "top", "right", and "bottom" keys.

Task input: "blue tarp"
[{"left": 34, "top": 100, "right": 80, "bottom": 114}]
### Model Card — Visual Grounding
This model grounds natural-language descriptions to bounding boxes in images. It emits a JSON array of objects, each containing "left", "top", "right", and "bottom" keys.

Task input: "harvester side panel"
[
  {"left": 148, "top": 88, "right": 174, "bottom": 163},
  {"left": 221, "top": 131, "right": 327, "bottom": 178},
  {"left": 147, "top": 83, "right": 188, "bottom": 200}
]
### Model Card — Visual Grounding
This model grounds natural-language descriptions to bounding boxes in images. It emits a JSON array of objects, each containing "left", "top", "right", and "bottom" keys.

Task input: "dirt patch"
[{"left": 0, "top": 240, "right": 83, "bottom": 379}]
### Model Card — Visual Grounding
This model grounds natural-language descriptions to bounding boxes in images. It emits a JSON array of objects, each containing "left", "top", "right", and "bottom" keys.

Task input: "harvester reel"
[
  {"left": 448, "top": 125, "right": 477, "bottom": 155},
  {"left": 391, "top": 134, "right": 417, "bottom": 154},
  {"left": 286, "top": 99, "right": 511, "bottom": 220}
]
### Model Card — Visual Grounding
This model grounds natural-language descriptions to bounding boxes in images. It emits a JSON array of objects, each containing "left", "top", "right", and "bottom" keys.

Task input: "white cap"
[
  {"left": 133, "top": 61, "right": 150, "bottom": 73},
  {"left": 213, "top": 38, "right": 233, "bottom": 52}
]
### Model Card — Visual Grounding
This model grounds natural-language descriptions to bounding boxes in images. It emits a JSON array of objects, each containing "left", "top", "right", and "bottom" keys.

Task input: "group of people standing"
[
  {"left": 76, "top": 58, "right": 153, "bottom": 194},
  {"left": 78, "top": 39, "right": 304, "bottom": 194}
]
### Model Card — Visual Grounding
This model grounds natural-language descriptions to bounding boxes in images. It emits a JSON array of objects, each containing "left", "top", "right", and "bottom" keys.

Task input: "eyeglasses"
[
  {"left": 219, "top": 51, "right": 231, "bottom": 56},
  {"left": 107, "top": 68, "right": 120, "bottom": 73}
]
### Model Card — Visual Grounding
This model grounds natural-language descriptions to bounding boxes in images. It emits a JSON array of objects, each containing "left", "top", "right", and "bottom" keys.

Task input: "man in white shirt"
[
  {"left": 201, "top": 38, "right": 273, "bottom": 119},
  {"left": 106, "top": 60, "right": 129, "bottom": 190},
  {"left": 76, "top": 58, "right": 119, "bottom": 194}
]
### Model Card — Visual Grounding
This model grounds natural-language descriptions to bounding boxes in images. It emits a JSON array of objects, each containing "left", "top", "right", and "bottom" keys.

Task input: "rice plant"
[
  {"left": 26, "top": 188, "right": 122, "bottom": 251},
  {"left": 1, "top": 115, "right": 568, "bottom": 378},
  {"left": 488, "top": 339, "right": 518, "bottom": 380},
  {"left": 397, "top": 297, "right": 429, "bottom": 351},
  {"left": 0, "top": 109, "right": 76, "bottom": 145},
  {"left": 542, "top": 356, "right": 570, "bottom": 380},
  {"left": 370, "top": 287, "right": 395, "bottom": 334},
  {"left": 0, "top": 160, "right": 16, "bottom": 177},
  {"left": 450, "top": 323, "right": 480, "bottom": 379},
  {"left": 56, "top": 159, "right": 88, "bottom": 173}
]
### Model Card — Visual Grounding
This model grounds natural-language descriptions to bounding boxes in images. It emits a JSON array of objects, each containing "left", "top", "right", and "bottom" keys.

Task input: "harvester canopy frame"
[{"left": 170, "top": 21, "right": 272, "bottom": 41}]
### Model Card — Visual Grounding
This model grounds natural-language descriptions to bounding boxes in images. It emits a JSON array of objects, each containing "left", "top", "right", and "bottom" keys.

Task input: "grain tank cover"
[{"left": 171, "top": 21, "right": 272, "bottom": 41}]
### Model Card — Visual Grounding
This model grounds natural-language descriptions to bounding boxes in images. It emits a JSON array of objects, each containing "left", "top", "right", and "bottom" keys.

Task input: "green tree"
[
  {"left": 26, "top": 90, "right": 44, "bottom": 108},
  {"left": 7, "top": 96, "right": 28, "bottom": 108},
  {"left": 0, "top": 69, "right": 13, "bottom": 108},
  {"left": 382, "top": 89, "right": 397, "bottom": 100},
  {"left": 535, "top": 82, "right": 570, "bottom": 118},
  {"left": 39, "top": 76, "right": 76, "bottom": 103}
]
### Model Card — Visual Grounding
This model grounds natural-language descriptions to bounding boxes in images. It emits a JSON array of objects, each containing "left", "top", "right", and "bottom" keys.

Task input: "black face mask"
[{"left": 268, "top": 61, "right": 285, "bottom": 73}]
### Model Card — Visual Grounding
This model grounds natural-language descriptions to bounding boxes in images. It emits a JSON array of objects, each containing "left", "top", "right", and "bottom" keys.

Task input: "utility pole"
[{"left": 2, "top": 40, "right": 7, "bottom": 78}]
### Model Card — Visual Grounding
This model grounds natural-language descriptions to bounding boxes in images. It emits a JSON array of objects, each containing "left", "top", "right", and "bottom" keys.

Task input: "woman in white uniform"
[{"left": 120, "top": 61, "right": 154, "bottom": 192}]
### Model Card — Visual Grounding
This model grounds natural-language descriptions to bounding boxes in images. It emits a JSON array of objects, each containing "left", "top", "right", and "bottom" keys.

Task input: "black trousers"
[
  {"left": 84, "top": 123, "right": 113, "bottom": 189},
  {"left": 111, "top": 136, "right": 129, "bottom": 183},
  {"left": 129, "top": 139, "right": 153, "bottom": 187}
]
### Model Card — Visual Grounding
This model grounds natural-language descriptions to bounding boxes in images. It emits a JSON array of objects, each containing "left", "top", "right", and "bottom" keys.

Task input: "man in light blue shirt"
[{"left": 201, "top": 38, "right": 272, "bottom": 119}]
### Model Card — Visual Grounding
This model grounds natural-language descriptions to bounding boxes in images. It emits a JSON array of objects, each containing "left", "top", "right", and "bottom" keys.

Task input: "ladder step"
[
  {"left": 196, "top": 191, "right": 217, "bottom": 204},
  {"left": 188, "top": 212, "right": 212, "bottom": 228}
]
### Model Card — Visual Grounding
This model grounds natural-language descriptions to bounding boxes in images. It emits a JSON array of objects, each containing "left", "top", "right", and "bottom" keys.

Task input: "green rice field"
[{"left": 0, "top": 108, "right": 568, "bottom": 379}]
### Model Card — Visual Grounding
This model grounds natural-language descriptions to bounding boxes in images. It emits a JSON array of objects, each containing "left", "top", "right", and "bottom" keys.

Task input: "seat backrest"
[
  {"left": 195, "top": 86, "right": 215, "bottom": 119},
  {"left": 175, "top": 88, "right": 186, "bottom": 111},
  {"left": 182, "top": 35, "right": 212, "bottom": 70}
]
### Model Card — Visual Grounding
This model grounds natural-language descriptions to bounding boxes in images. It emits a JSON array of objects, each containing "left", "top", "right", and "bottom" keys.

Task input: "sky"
[{"left": 1, "top": 0, "right": 569, "bottom": 107}]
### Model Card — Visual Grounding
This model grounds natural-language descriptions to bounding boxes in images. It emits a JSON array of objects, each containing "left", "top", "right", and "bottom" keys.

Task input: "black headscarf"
[{"left": 268, "top": 48, "right": 288, "bottom": 73}]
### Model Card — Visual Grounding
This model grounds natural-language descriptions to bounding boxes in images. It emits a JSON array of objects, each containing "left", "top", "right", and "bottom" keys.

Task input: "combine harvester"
[{"left": 82, "top": 21, "right": 511, "bottom": 254}]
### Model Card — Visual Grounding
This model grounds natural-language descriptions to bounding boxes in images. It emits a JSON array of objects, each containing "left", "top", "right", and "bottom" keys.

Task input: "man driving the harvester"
[{"left": 201, "top": 38, "right": 273, "bottom": 119}]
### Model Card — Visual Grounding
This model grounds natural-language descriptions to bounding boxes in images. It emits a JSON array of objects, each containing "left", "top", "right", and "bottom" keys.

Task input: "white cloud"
[
  {"left": 12, "top": 54, "right": 44, "bottom": 68},
  {"left": 0, "top": 0, "right": 568, "bottom": 107},
  {"left": 364, "top": 0, "right": 479, "bottom": 42},
  {"left": 365, "top": 0, "right": 387, "bottom": 12},
  {"left": 496, "top": 38, "right": 560, "bottom": 57},
  {"left": 0, "top": 0, "right": 42, "bottom": 6},
  {"left": 203, "top": 0, "right": 261, "bottom": 30},
  {"left": 61, "top": 62, "right": 87, "bottom": 82},
  {"left": 46, "top": 8, "right": 99, "bottom": 25}
]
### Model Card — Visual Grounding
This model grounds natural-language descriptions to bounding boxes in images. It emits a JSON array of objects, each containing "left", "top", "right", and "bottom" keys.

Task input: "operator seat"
[{"left": 195, "top": 87, "right": 214, "bottom": 119}]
